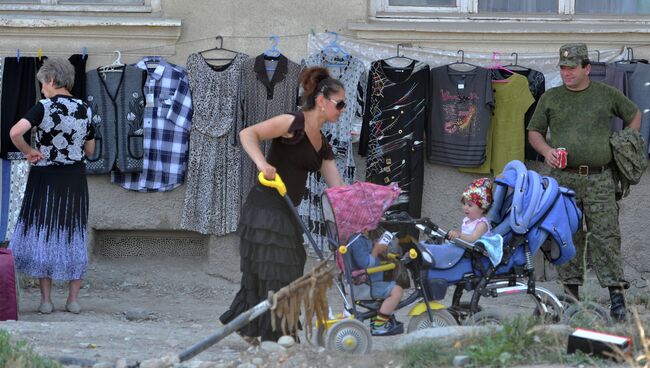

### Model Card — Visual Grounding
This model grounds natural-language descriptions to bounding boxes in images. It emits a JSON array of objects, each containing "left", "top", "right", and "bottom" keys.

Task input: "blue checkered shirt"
[{"left": 111, "top": 57, "right": 193, "bottom": 192}]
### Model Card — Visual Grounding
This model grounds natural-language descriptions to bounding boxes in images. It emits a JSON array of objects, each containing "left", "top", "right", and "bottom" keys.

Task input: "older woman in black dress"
[
  {"left": 220, "top": 67, "right": 345, "bottom": 343},
  {"left": 9, "top": 58, "right": 95, "bottom": 314}
]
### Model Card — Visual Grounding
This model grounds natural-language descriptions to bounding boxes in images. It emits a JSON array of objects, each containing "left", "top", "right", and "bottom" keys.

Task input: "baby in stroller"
[
  {"left": 347, "top": 228, "right": 404, "bottom": 336},
  {"left": 447, "top": 177, "right": 493, "bottom": 243},
  {"left": 429, "top": 177, "right": 503, "bottom": 269}
]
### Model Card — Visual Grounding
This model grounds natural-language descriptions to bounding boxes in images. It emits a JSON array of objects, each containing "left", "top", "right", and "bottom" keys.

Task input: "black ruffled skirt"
[{"left": 219, "top": 184, "right": 306, "bottom": 341}]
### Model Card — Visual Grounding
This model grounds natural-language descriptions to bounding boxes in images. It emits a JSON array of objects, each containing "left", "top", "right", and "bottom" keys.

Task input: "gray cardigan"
[{"left": 85, "top": 65, "right": 145, "bottom": 174}]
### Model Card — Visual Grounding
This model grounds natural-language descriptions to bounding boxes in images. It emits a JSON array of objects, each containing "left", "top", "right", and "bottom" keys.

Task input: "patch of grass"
[
  {"left": 0, "top": 329, "right": 61, "bottom": 368},
  {"left": 398, "top": 315, "right": 617, "bottom": 367},
  {"left": 612, "top": 308, "right": 649, "bottom": 368}
]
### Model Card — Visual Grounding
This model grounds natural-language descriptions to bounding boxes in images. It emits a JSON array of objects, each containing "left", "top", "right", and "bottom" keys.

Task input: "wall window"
[
  {"left": 478, "top": 0, "right": 556, "bottom": 13},
  {"left": 575, "top": 0, "right": 650, "bottom": 15},
  {"left": 0, "top": 0, "right": 144, "bottom": 3},
  {"left": 0, "top": 0, "right": 153, "bottom": 12},
  {"left": 376, "top": 0, "right": 650, "bottom": 15}
]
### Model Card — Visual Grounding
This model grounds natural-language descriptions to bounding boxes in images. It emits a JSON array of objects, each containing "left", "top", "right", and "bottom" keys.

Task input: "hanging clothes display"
[
  {"left": 1, "top": 57, "right": 38, "bottom": 160},
  {"left": 300, "top": 51, "right": 366, "bottom": 248},
  {"left": 68, "top": 54, "right": 88, "bottom": 100},
  {"left": 460, "top": 72, "right": 534, "bottom": 175},
  {"left": 510, "top": 68, "right": 546, "bottom": 162},
  {"left": 615, "top": 62, "right": 650, "bottom": 155},
  {"left": 590, "top": 62, "right": 628, "bottom": 132},
  {"left": 360, "top": 59, "right": 428, "bottom": 218},
  {"left": 2, "top": 160, "right": 29, "bottom": 242},
  {"left": 235, "top": 54, "right": 301, "bottom": 201},
  {"left": 85, "top": 65, "right": 146, "bottom": 174},
  {"left": 181, "top": 53, "right": 248, "bottom": 236},
  {"left": 428, "top": 65, "right": 494, "bottom": 167},
  {"left": 111, "top": 57, "right": 193, "bottom": 192}
]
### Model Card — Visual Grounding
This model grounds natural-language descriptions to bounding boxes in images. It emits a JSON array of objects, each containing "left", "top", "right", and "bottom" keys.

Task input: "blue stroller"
[{"left": 400, "top": 160, "right": 583, "bottom": 327}]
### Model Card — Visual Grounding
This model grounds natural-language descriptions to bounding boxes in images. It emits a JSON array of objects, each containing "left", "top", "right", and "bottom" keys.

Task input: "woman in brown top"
[{"left": 219, "top": 67, "right": 345, "bottom": 343}]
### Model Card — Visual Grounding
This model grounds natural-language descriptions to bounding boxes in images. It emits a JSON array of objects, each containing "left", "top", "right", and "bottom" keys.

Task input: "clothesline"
[{"left": 307, "top": 33, "right": 627, "bottom": 89}]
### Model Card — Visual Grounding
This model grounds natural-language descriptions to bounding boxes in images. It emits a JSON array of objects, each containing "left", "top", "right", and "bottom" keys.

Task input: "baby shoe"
[
  {"left": 38, "top": 302, "right": 54, "bottom": 314},
  {"left": 66, "top": 301, "right": 81, "bottom": 314}
]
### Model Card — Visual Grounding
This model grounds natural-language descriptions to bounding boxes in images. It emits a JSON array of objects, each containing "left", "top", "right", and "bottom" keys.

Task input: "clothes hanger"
[
  {"left": 198, "top": 35, "right": 239, "bottom": 62},
  {"left": 322, "top": 31, "right": 350, "bottom": 66},
  {"left": 504, "top": 52, "right": 530, "bottom": 72},
  {"left": 262, "top": 35, "right": 281, "bottom": 72},
  {"left": 487, "top": 52, "right": 513, "bottom": 83},
  {"left": 614, "top": 47, "right": 647, "bottom": 65},
  {"left": 447, "top": 50, "right": 478, "bottom": 73},
  {"left": 263, "top": 35, "right": 281, "bottom": 59},
  {"left": 382, "top": 43, "right": 416, "bottom": 69},
  {"left": 98, "top": 50, "right": 125, "bottom": 73}
]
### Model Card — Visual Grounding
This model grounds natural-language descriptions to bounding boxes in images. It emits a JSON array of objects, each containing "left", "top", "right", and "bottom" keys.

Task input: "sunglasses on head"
[{"left": 329, "top": 98, "right": 346, "bottom": 110}]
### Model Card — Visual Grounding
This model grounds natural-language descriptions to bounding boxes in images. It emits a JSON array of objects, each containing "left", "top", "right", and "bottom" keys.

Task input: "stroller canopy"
[
  {"left": 487, "top": 160, "right": 582, "bottom": 265},
  {"left": 323, "top": 182, "right": 401, "bottom": 245}
]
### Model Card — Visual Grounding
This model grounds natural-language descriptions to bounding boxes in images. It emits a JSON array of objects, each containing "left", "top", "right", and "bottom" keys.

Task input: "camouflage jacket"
[{"left": 610, "top": 128, "right": 648, "bottom": 200}]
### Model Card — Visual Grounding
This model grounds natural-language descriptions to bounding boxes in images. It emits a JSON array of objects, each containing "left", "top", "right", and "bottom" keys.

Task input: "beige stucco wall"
[{"left": 1, "top": 1, "right": 649, "bottom": 288}]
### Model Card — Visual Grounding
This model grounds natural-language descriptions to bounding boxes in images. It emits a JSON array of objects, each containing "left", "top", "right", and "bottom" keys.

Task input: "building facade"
[{"left": 0, "top": 0, "right": 648, "bottom": 286}]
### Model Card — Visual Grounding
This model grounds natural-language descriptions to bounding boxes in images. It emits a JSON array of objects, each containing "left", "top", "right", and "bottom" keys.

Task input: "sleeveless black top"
[{"left": 267, "top": 111, "right": 334, "bottom": 205}]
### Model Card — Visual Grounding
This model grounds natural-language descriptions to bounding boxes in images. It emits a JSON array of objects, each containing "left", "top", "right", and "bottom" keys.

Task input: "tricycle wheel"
[
  {"left": 463, "top": 309, "right": 505, "bottom": 326},
  {"left": 406, "top": 309, "right": 458, "bottom": 333},
  {"left": 324, "top": 319, "right": 372, "bottom": 354}
]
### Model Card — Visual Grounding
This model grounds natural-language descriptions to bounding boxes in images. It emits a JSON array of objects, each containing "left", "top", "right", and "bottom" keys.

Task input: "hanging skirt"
[
  {"left": 9, "top": 163, "right": 89, "bottom": 280},
  {"left": 219, "top": 184, "right": 306, "bottom": 341}
]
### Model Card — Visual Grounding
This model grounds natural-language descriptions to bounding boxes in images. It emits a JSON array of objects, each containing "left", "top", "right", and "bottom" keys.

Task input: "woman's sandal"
[{"left": 237, "top": 331, "right": 260, "bottom": 346}]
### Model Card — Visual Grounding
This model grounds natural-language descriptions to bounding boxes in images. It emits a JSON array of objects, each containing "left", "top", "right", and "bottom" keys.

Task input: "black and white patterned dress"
[
  {"left": 299, "top": 52, "right": 367, "bottom": 251},
  {"left": 9, "top": 95, "right": 94, "bottom": 280},
  {"left": 181, "top": 53, "right": 248, "bottom": 236}
]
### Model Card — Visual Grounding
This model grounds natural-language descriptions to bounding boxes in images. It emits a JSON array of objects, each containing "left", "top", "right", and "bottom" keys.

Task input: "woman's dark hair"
[{"left": 299, "top": 66, "right": 344, "bottom": 110}]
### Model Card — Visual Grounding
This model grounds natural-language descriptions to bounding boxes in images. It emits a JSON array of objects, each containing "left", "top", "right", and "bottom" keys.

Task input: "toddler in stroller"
[
  {"left": 414, "top": 160, "right": 582, "bottom": 324},
  {"left": 347, "top": 228, "right": 404, "bottom": 336},
  {"left": 434, "top": 177, "right": 504, "bottom": 267}
]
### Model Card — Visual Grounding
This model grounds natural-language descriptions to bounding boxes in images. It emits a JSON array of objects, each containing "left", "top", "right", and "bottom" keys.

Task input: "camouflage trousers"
[{"left": 552, "top": 167, "right": 628, "bottom": 288}]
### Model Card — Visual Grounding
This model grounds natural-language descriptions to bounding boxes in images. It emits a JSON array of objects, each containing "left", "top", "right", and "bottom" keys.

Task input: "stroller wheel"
[
  {"left": 463, "top": 310, "right": 505, "bottom": 326},
  {"left": 406, "top": 309, "right": 458, "bottom": 333},
  {"left": 533, "top": 292, "right": 572, "bottom": 323},
  {"left": 561, "top": 302, "right": 612, "bottom": 327},
  {"left": 324, "top": 319, "right": 372, "bottom": 354}
]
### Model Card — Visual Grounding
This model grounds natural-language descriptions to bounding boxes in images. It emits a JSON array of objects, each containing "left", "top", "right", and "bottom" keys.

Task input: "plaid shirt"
[{"left": 111, "top": 57, "right": 193, "bottom": 192}]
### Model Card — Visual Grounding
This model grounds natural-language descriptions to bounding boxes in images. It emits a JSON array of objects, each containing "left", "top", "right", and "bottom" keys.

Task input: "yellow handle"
[
  {"left": 409, "top": 249, "right": 418, "bottom": 259},
  {"left": 258, "top": 171, "right": 287, "bottom": 197},
  {"left": 338, "top": 245, "right": 348, "bottom": 255},
  {"left": 386, "top": 253, "right": 399, "bottom": 260},
  {"left": 366, "top": 263, "right": 396, "bottom": 274}
]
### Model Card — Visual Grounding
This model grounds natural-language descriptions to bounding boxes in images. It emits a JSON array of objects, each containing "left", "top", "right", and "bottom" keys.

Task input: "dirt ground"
[
  {"left": 1, "top": 256, "right": 404, "bottom": 367},
  {"left": 1, "top": 255, "right": 647, "bottom": 367}
]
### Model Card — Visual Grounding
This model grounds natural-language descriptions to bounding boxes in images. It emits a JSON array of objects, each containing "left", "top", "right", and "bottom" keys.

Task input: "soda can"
[{"left": 556, "top": 147, "right": 567, "bottom": 169}]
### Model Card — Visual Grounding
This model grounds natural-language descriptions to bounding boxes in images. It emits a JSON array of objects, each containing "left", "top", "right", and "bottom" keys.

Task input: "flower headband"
[{"left": 462, "top": 177, "right": 493, "bottom": 210}]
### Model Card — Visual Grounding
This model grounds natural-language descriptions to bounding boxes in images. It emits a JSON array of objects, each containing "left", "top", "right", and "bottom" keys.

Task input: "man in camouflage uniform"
[{"left": 527, "top": 43, "right": 641, "bottom": 321}]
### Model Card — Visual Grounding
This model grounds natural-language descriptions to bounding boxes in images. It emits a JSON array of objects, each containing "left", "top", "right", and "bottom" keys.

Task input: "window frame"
[
  {"left": 373, "top": 0, "right": 648, "bottom": 17},
  {"left": 0, "top": 0, "right": 159, "bottom": 13},
  {"left": 382, "top": 0, "right": 475, "bottom": 13}
]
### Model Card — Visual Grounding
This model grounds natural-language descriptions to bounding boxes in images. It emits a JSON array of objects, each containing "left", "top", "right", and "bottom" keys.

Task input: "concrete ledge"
[
  {"left": 348, "top": 18, "right": 650, "bottom": 50},
  {"left": 395, "top": 325, "right": 501, "bottom": 350},
  {"left": 0, "top": 14, "right": 181, "bottom": 57}
]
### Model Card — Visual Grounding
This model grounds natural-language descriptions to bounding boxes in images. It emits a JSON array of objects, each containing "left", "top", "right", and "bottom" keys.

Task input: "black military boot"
[
  {"left": 608, "top": 286, "right": 627, "bottom": 322},
  {"left": 563, "top": 284, "right": 580, "bottom": 301}
]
